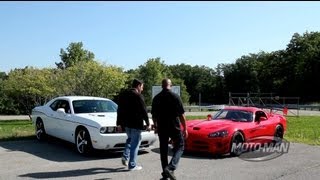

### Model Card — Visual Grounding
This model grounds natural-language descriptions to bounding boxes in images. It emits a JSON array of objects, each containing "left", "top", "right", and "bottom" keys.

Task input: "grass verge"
[
  {"left": 0, "top": 116, "right": 319, "bottom": 145},
  {"left": 0, "top": 120, "right": 35, "bottom": 141}
]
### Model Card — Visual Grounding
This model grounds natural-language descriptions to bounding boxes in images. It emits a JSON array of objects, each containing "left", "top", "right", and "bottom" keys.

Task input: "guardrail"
[
  {"left": 147, "top": 105, "right": 225, "bottom": 112},
  {"left": 147, "top": 104, "right": 320, "bottom": 112},
  {"left": 2, "top": 104, "right": 320, "bottom": 120},
  {"left": 298, "top": 105, "right": 320, "bottom": 111}
]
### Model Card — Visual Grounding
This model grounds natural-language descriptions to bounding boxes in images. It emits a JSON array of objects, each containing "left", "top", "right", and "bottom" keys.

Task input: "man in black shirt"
[
  {"left": 117, "top": 79, "right": 150, "bottom": 171},
  {"left": 151, "top": 78, "right": 188, "bottom": 180}
]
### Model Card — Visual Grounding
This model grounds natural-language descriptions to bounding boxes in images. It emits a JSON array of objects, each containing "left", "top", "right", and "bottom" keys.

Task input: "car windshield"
[
  {"left": 213, "top": 109, "right": 253, "bottom": 122},
  {"left": 73, "top": 100, "right": 118, "bottom": 114}
]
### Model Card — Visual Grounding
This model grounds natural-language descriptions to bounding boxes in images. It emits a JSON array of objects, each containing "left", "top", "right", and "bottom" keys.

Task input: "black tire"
[
  {"left": 273, "top": 125, "right": 284, "bottom": 144},
  {"left": 230, "top": 131, "right": 244, "bottom": 157},
  {"left": 274, "top": 125, "right": 284, "bottom": 138},
  {"left": 35, "top": 119, "right": 46, "bottom": 141},
  {"left": 75, "top": 128, "right": 93, "bottom": 155}
]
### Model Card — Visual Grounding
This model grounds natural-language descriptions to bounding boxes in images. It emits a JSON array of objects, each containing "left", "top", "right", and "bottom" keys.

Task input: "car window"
[
  {"left": 59, "top": 100, "right": 71, "bottom": 114},
  {"left": 50, "top": 100, "right": 60, "bottom": 111},
  {"left": 255, "top": 111, "right": 267, "bottom": 121},
  {"left": 73, "top": 100, "right": 118, "bottom": 114},
  {"left": 213, "top": 109, "right": 253, "bottom": 122},
  {"left": 50, "top": 100, "right": 71, "bottom": 113}
]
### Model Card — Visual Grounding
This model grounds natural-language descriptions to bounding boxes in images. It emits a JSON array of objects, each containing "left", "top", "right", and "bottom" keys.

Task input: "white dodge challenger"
[{"left": 31, "top": 96, "right": 157, "bottom": 155}]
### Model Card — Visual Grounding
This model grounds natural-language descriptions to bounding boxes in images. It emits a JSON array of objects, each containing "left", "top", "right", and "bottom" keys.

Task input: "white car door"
[
  {"left": 44, "top": 100, "right": 61, "bottom": 137},
  {"left": 51, "top": 100, "right": 75, "bottom": 143}
]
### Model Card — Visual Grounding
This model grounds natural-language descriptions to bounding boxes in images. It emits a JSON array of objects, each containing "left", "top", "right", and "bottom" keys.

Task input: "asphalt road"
[{"left": 0, "top": 137, "right": 320, "bottom": 180}]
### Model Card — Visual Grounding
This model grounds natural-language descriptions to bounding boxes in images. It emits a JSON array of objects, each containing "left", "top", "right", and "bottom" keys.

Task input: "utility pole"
[{"left": 199, "top": 93, "right": 201, "bottom": 111}]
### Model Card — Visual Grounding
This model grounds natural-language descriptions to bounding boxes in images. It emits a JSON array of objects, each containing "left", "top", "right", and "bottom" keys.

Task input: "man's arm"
[
  {"left": 151, "top": 96, "right": 158, "bottom": 134},
  {"left": 179, "top": 114, "right": 188, "bottom": 139},
  {"left": 116, "top": 103, "right": 124, "bottom": 132},
  {"left": 137, "top": 94, "right": 150, "bottom": 130},
  {"left": 175, "top": 94, "right": 188, "bottom": 138},
  {"left": 152, "top": 116, "right": 158, "bottom": 134}
]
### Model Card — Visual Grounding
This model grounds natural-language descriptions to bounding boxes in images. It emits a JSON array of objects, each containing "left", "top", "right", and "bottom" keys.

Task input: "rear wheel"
[
  {"left": 75, "top": 128, "right": 93, "bottom": 155},
  {"left": 230, "top": 131, "right": 244, "bottom": 156},
  {"left": 273, "top": 125, "right": 284, "bottom": 144},
  {"left": 35, "top": 119, "right": 46, "bottom": 141}
]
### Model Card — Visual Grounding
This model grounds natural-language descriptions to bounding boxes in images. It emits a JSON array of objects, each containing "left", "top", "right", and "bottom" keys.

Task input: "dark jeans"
[{"left": 158, "top": 129, "right": 184, "bottom": 172}]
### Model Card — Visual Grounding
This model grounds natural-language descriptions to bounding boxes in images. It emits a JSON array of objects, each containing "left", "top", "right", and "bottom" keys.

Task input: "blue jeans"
[
  {"left": 122, "top": 127, "right": 142, "bottom": 169},
  {"left": 158, "top": 130, "right": 184, "bottom": 172}
]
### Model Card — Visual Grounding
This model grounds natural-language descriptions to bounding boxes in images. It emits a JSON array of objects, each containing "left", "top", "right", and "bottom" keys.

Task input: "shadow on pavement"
[
  {"left": 19, "top": 167, "right": 128, "bottom": 179},
  {"left": 150, "top": 147, "right": 235, "bottom": 160},
  {"left": 0, "top": 137, "right": 149, "bottom": 162}
]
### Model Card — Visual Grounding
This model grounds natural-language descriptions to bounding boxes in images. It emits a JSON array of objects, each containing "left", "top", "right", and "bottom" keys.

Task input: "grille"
[
  {"left": 114, "top": 141, "right": 149, "bottom": 148},
  {"left": 190, "top": 140, "right": 209, "bottom": 150}
]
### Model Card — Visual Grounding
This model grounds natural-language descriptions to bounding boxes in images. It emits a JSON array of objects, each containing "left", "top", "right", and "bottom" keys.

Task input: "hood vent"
[{"left": 193, "top": 127, "right": 201, "bottom": 130}]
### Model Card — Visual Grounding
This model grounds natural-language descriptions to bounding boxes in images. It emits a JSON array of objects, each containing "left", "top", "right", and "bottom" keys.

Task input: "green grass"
[
  {"left": 0, "top": 116, "right": 319, "bottom": 145},
  {"left": 0, "top": 120, "right": 35, "bottom": 141},
  {"left": 285, "top": 116, "right": 320, "bottom": 145},
  {"left": 186, "top": 115, "right": 207, "bottom": 120}
]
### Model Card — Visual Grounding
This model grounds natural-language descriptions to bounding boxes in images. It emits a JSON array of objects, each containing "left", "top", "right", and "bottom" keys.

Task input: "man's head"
[
  {"left": 132, "top": 79, "right": 144, "bottom": 93},
  {"left": 161, "top": 78, "right": 172, "bottom": 89}
]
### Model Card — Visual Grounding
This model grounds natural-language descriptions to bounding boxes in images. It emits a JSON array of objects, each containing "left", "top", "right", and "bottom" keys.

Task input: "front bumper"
[
  {"left": 90, "top": 131, "right": 157, "bottom": 150},
  {"left": 185, "top": 133, "right": 231, "bottom": 155}
]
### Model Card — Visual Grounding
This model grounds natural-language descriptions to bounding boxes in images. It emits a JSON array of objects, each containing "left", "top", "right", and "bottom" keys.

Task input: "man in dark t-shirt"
[{"left": 151, "top": 78, "right": 188, "bottom": 180}]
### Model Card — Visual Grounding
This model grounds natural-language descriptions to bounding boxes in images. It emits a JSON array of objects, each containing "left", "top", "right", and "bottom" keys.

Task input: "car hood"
[
  {"left": 74, "top": 112, "right": 117, "bottom": 126},
  {"left": 187, "top": 119, "right": 235, "bottom": 131}
]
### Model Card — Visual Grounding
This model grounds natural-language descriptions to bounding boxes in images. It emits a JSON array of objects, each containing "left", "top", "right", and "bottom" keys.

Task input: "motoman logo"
[{"left": 231, "top": 136, "right": 290, "bottom": 162}]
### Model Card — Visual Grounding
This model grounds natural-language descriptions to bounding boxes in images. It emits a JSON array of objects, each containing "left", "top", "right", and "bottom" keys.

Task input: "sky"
[{"left": 1, "top": 1, "right": 320, "bottom": 73}]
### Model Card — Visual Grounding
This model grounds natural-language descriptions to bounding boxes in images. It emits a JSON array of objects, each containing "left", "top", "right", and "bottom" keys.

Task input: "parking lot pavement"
[{"left": 0, "top": 138, "right": 320, "bottom": 180}]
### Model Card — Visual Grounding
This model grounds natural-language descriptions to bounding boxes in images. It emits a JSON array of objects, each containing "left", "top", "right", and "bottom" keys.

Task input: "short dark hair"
[
  {"left": 132, "top": 79, "right": 143, "bottom": 88},
  {"left": 161, "top": 78, "right": 171, "bottom": 88}
]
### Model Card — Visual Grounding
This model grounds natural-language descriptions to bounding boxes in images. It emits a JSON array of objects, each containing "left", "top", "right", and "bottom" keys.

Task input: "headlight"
[
  {"left": 208, "top": 130, "right": 228, "bottom": 138},
  {"left": 100, "top": 127, "right": 107, "bottom": 133},
  {"left": 100, "top": 126, "right": 117, "bottom": 133}
]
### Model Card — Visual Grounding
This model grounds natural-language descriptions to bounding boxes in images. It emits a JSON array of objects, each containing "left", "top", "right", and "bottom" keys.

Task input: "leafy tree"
[
  {"left": 0, "top": 72, "right": 7, "bottom": 80},
  {"left": 56, "top": 61, "right": 127, "bottom": 99},
  {"left": 2, "top": 67, "right": 56, "bottom": 115},
  {"left": 284, "top": 31, "right": 320, "bottom": 102},
  {"left": 223, "top": 53, "right": 261, "bottom": 94},
  {"left": 55, "top": 42, "right": 95, "bottom": 69},
  {"left": 135, "top": 58, "right": 189, "bottom": 105},
  {"left": 214, "top": 64, "right": 227, "bottom": 104},
  {"left": 0, "top": 72, "right": 13, "bottom": 114},
  {"left": 169, "top": 64, "right": 217, "bottom": 104}
]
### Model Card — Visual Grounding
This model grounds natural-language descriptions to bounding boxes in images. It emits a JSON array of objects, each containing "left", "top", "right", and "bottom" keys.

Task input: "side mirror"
[
  {"left": 259, "top": 117, "right": 267, "bottom": 121},
  {"left": 207, "top": 114, "right": 212, "bottom": 120},
  {"left": 255, "top": 116, "right": 267, "bottom": 123},
  {"left": 57, "top": 108, "right": 65, "bottom": 113}
]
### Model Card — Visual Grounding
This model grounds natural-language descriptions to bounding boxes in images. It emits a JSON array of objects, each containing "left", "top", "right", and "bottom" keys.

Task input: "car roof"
[
  {"left": 223, "top": 106, "right": 261, "bottom": 112},
  {"left": 55, "top": 96, "right": 112, "bottom": 101}
]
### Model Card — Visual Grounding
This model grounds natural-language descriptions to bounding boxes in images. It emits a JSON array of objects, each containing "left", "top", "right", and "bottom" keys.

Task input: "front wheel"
[
  {"left": 230, "top": 131, "right": 244, "bottom": 156},
  {"left": 75, "top": 128, "right": 93, "bottom": 155}
]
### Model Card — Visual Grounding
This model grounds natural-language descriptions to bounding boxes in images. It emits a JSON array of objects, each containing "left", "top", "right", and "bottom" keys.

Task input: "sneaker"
[
  {"left": 121, "top": 157, "right": 128, "bottom": 166},
  {"left": 161, "top": 172, "right": 169, "bottom": 180},
  {"left": 164, "top": 166, "right": 176, "bottom": 180},
  {"left": 160, "top": 177, "right": 169, "bottom": 180},
  {"left": 129, "top": 165, "right": 143, "bottom": 171}
]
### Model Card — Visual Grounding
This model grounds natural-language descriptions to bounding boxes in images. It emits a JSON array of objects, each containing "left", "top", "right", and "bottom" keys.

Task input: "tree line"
[{"left": 1, "top": 31, "right": 320, "bottom": 115}]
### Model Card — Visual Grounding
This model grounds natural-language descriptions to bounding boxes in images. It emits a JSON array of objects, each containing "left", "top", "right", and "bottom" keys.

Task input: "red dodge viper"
[{"left": 184, "top": 106, "right": 287, "bottom": 156}]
